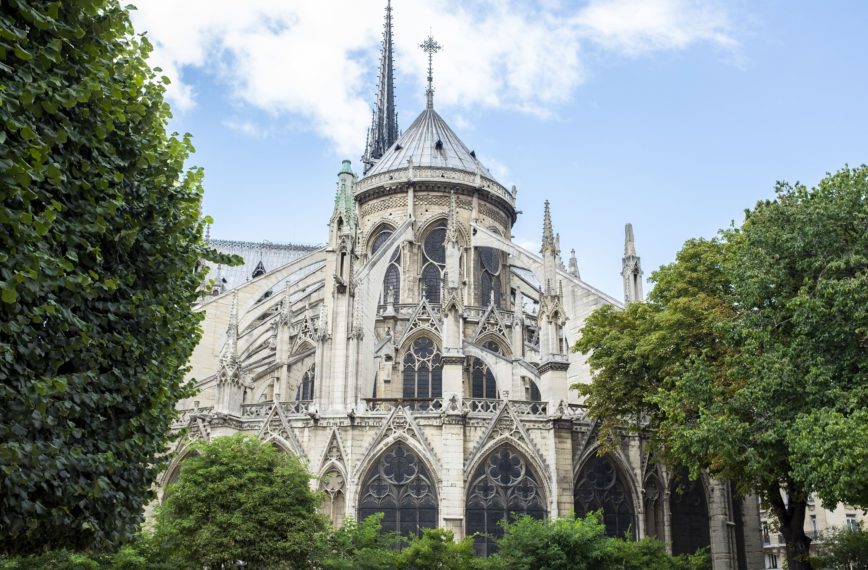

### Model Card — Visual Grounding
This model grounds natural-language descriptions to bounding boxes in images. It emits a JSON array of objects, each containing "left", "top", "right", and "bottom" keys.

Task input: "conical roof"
[{"left": 364, "top": 108, "right": 494, "bottom": 179}]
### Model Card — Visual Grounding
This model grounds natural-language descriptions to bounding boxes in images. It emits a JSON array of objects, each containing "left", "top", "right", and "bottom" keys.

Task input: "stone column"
[{"left": 440, "top": 359, "right": 467, "bottom": 538}]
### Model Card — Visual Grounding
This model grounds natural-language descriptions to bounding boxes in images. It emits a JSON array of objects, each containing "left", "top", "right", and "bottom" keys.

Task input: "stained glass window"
[
  {"left": 574, "top": 455, "right": 636, "bottom": 539},
  {"left": 466, "top": 445, "right": 547, "bottom": 556},
  {"left": 402, "top": 337, "right": 442, "bottom": 399},
  {"left": 478, "top": 247, "right": 501, "bottom": 307},
  {"left": 358, "top": 443, "right": 438, "bottom": 536},
  {"left": 470, "top": 341, "right": 500, "bottom": 399},
  {"left": 420, "top": 224, "right": 446, "bottom": 302},
  {"left": 372, "top": 227, "right": 401, "bottom": 304},
  {"left": 669, "top": 469, "right": 710, "bottom": 556},
  {"left": 296, "top": 363, "right": 315, "bottom": 401}
]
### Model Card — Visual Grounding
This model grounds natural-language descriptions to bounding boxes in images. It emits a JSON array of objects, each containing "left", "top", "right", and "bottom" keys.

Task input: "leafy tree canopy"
[
  {"left": 487, "top": 512, "right": 708, "bottom": 570},
  {"left": 0, "top": 0, "right": 233, "bottom": 553},
  {"left": 574, "top": 165, "right": 868, "bottom": 569},
  {"left": 151, "top": 435, "right": 328, "bottom": 569}
]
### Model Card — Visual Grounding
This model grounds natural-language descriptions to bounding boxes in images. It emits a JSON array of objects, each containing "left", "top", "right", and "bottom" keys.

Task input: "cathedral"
[{"left": 165, "top": 3, "right": 763, "bottom": 567}]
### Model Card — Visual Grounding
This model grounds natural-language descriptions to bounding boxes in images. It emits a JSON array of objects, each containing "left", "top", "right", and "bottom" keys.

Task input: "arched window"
[
  {"left": 644, "top": 471, "right": 665, "bottom": 540},
  {"left": 358, "top": 443, "right": 438, "bottom": 536},
  {"left": 526, "top": 378, "right": 541, "bottom": 402},
  {"left": 470, "top": 341, "right": 500, "bottom": 399},
  {"left": 421, "top": 223, "right": 446, "bottom": 303},
  {"left": 574, "top": 455, "right": 636, "bottom": 539},
  {"left": 372, "top": 227, "right": 401, "bottom": 304},
  {"left": 478, "top": 247, "right": 502, "bottom": 307},
  {"left": 669, "top": 469, "right": 710, "bottom": 556},
  {"left": 296, "top": 363, "right": 315, "bottom": 401},
  {"left": 320, "top": 469, "right": 346, "bottom": 527},
  {"left": 466, "top": 445, "right": 547, "bottom": 556},
  {"left": 402, "top": 338, "right": 442, "bottom": 399}
]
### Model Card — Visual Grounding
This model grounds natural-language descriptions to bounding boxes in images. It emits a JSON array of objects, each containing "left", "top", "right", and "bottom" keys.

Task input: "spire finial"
[
  {"left": 362, "top": 0, "right": 399, "bottom": 174},
  {"left": 568, "top": 248, "right": 580, "bottom": 278},
  {"left": 541, "top": 200, "right": 555, "bottom": 254},
  {"left": 420, "top": 32, "right": 442, "bottom": 110},
  {"left": 625, "top": 223, "right": 636, "bottom": 256}
]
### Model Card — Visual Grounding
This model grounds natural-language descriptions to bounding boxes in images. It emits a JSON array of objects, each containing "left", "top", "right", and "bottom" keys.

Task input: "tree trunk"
[{"left": 768, "top": 483, "right": 813, "bottom": 570}]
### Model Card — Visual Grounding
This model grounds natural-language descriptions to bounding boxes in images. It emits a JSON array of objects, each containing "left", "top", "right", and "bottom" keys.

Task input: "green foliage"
[
  {"left": 813, "top": 523, "right": 868, "bottom": 570},
  {"left": 0, "top": 0, "right": 234, "bottom": 554},
  {"left": 395, "top": 527, "right": 477, "bottom": 570},
  {"left": 573, "top": 165, "right": 868, "bottom": 568},
  {"left": 487, "top": 512, "right": 708, "bottom": 570},
  {"left": 573, "top": 237, "right": 733, "bottom": 456},
  {"left": 316, "top": 514, "right": 400, "bottom": 570},
  {"left": 150, "top": 435, "right": 328, "bottom": 569}
]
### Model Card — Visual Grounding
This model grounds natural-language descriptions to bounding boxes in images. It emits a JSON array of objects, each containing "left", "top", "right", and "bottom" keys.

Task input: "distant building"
[
  {"left": 163, "top": 2, "right": 763, "bottom": 567},
  {"left": 760, "top": 496, "right": 866, "bottom": 569}
]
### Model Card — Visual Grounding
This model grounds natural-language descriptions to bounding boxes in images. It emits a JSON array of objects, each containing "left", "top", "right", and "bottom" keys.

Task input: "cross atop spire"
[
  {"left": 419, "top": 32, "right": 442, "bottom": 110},
  {"left": 362, "top": 0, "right": 399, "bottom": 174}
]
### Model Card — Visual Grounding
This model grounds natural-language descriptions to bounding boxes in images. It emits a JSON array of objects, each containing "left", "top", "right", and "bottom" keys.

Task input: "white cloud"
[{"left": 131, "top": 0, "right": 738, "bottom": 156}]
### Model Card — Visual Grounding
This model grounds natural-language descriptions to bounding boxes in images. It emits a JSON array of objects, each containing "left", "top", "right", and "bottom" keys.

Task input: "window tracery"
[
  {"left": 466, "top": 445, "right": 547, "bottom": 556},
  {"left": 420, "top": 224, "right": 446, "bottom": 303},
  {"left": 358, "top": 443, "right": 438, "bottom": 536},
  {"left": 402, "top": 337, "right": 442, "bottom": 399},
  {"left": 372, "top": 227, "right": 401, "bottom": 304},
  {"left": 478, "top": 247, "right": 502, "bottom": 307},
  {"left": 574, "top": 455, "right": 636, "bottom": 539},
  {"left": 470, "top": 341, "right": 500, "bottom": 399},
  {"left": 320, "top": 469, "right": 346, "bottom": 526},
  {"left": 670, "top": 469, "right": 710, "bottom": 555},
  {"left": 296, "top": 363, "right": 315, "bottom": 401}
]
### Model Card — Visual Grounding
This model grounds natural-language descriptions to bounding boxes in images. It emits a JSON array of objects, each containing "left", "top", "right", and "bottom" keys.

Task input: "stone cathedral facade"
[{"left": 163, "top": 3, "right": 763, "bottom": 567}]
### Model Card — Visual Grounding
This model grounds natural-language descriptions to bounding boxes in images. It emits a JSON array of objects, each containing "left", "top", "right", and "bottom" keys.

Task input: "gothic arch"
[
  {"left": 354, "top": 425, "right": 442, "bottom": 496},
  {"left": 643, "top": 468, "right": 666, "bottom": 540},
  {"left": 468, "top": 339, "right": 504, "bottom": 400},
  {"left": 366, "top": 221, "right": 398, "bottom": 253},
  {"left": 465, "top": 443, "right": 548, "bottom": 556},
  {"left": 318, "top": 461, "right": 348, "bottom": 527},
  {"left": 669, "top": 468, "right": 711, "bottom": 556},
  {"left": 464, "top": 432, "right": 552, "bottom": 513},
  {"left": 400, "top": 336, "right": 443, "bottom": 400},
  {"left": 159, "top": 445, "right": 200, "bottom": 501},
  {"left": 357, "top": 441, "right": 439, "bottom": 536},
  {"left": 573, "top": 448, "right": 640, "bottom": 539},
  {"left": 261, "top": 433, "right": 305, "bottom": 463}
]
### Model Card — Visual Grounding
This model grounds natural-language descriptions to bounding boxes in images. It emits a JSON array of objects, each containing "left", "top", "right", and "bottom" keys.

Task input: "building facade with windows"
[
  {"left": 164, "top": 3, "right": 763, "bottom": 567},
  {"left": 761, "top": 497, "right": 866, "bottom": 569}
]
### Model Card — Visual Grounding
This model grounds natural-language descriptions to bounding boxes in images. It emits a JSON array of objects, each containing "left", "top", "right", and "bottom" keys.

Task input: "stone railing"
[
  {"left": 356, "top": 166, "right": 515, "bottom": 208},
  {"left": 281, "top": 400, "right": 313, "bottom": 415},
  {"left": 463, "top": 398, "right": 503, "bottom": 414},
  {"left": 172, "top": 406, "right": 213, "bottom": 426},
  {"left": 241, "top": 402, "right": 273, "bottom": 418},
  {"left": 362, "top": 398, "right": 444, "bottom": 414},
  {"left": 511, "top": 400, "right": 548, "bottom": 416}
]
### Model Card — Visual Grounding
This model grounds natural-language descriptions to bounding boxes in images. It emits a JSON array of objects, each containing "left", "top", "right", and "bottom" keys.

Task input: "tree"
[
  {"left": 150, "top": 435, "right": 327, "bottom": 569},
  {"left": 395, "top": 528, "right": 477, "bottom": 570},
  {"left": 813, "top": 523, "right": 868, "bottom": 570},
  {"left": 316, "top": 514, "right": 400, "bottom": 570},
  {"left": 487, "top": 513, "right": 707, "bottom": 570},
  {"left": 0, "top": 0, "right": 233, "bottom": 553},
  {"left": 574, "top": 166, "right": 868, "bottom": 570}
]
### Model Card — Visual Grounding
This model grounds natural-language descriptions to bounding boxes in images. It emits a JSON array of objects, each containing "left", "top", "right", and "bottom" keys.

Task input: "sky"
[{"left": 130, "top": 0, "right": 868, "bottom": 300}]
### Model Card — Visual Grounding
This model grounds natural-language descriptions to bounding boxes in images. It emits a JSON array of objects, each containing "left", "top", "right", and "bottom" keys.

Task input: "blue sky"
[{"left": 131, "top": 0, "right": 867, "bottom": 300}]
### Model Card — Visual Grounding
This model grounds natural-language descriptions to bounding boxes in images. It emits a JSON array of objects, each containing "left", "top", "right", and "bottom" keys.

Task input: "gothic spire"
[
  {"left": 622, "top": 223, "right": 644, "bottom": 303},
  {"left": 625, "top": 222, "right": 637, "bottom": 256},
  {"left": 568, "top": 249, "right": 580, "bottom": 278},
  {"left": 541, "top": 200, "right": 556, "bottom": 255},
  {"left": 362, "top": 0, "right": 399, "bottom": 174}
]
